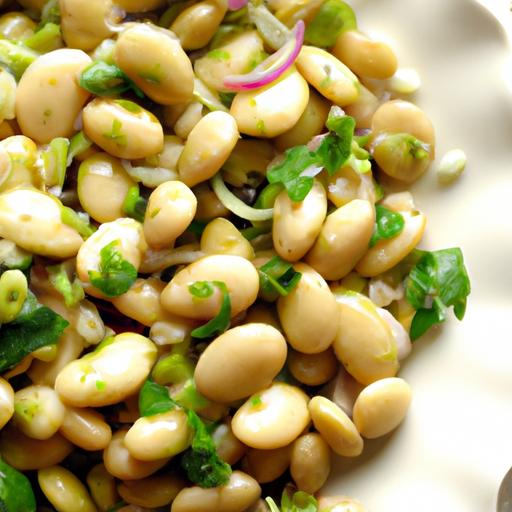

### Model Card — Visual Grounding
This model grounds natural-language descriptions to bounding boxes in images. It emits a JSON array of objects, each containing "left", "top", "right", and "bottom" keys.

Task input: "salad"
[{"left": 0, "top": 0, "right": 471, "bottom": 511}]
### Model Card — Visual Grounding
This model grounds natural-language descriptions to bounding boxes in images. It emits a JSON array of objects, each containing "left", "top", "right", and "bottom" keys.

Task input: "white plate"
[{"left": 324, "top": 1, "right": 512, "bottom": 511}]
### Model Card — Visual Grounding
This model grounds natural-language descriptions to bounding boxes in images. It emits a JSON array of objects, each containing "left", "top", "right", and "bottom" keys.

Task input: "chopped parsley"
[{"left": 370, "top": 204, "right": 406, "bottom": 247}]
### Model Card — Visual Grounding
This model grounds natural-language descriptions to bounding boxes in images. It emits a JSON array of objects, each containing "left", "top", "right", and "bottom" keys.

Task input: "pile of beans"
[{"left": 0, "top": 0, "right": 450, "bottom": 510}]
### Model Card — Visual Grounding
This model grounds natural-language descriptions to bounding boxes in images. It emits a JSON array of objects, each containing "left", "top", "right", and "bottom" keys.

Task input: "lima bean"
[
  {"left": 243, "top": 445, "right": 292, "bottom": 483},
  {"left": 0, "top": 377, "right": 14, "bottom": 429},
  {"left": 59, "top": 407, "right": 112, "bottom": 451},
  {"left": 200, "top": 218, "right": 255, "bottom": 260},
  {"left": 118, "top": 474, "right": 185, "bottom": 508}
]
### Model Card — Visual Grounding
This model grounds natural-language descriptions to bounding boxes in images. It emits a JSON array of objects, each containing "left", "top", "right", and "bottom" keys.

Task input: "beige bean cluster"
[{"left": 0, "top": 0, "right": 440, "bottom": 510}]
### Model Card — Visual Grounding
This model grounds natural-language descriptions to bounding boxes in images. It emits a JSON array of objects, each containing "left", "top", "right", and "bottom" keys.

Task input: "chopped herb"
[
  {"left": 256, "top": 119, "right": 266, "bottom": 134},
  {"left": 0, "top": 291, "right": 69, "bottom": 372},
  {"left": 60, "top": 206, "right": 96, "bottom": 239},
  {"left": 267, "top": 111, "right": 356, "bottom": 201},
  {"left": 47, "top": 263, "right": 84, "bottom": 307},
  {"left": 240, "top": 225, "right": 270, "bottom": 241},
  {"left": 266, "top": 485, "right": 319, "bottom": 512},
  {"left": 79, "top": 61, "right": 144, "bottom": 98},
  {"left": 95, "top": 380, "right": 106, "bottom": 391},
  {"left": 114, "top": 99, "right": 142, "bottom": 114},
  {"left": 250, "top": 395, "right": 262, "bottom": 407},
  {"left": 138, "top": 63, "right": 163, "bottom": 84},
  {"left": 190, "top": 281, "right": 231, "bottom": 339},
  {"left": 305, "top": 0, "right": 357, "bottom": 47},
  {"left": 0, "top": 458, "right": 36, "bottom": 512},
  {"left": 258, "top": 256, "right": 302, "bottom": 302},
  {"left": 406, "top": 248, "right": 471, "bottom": 341},
  {"left": 207, "top": 49, "right": 231, "bottom": 61},
  {"left": 139, "top": 379, "right": 177, "bottom": 417},
  {"left": 103, "top": 119, "right": 127, "bottom": 148},
  {"left": 122, "top": 185, "right": 147, "bottom": 223},
  {"left": 88, "top": 240, "right": 137, "bottom": 297},
  {"left": 370, "top": 204, "right": 405, "bottom": 247}
]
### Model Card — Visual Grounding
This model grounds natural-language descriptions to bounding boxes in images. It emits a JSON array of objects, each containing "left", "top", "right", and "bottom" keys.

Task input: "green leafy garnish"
[
  {"left": 47, "top": 263, "right": 84, "bottom": 307},
  {"left": 267, "top": 112, "right": 356, "bottom": 201},
  {"left": 139, "top": 379, "right": 177, "bottom": 417},
  {"left": 189, "top": 281, "right": 231, "bottom": 338},
  {"left": 0, "top": 458, "right": 36, "bottom": 512},
  {"left": 88, "top": 240, "right": 137, "bottom": 297},
  {"left": 258, "top": 256, "right": 302, "bottom": 302},
  {"left": 103, "top": 119, "right": 127, "bottom": 148},
  {"left": 181, "top": 408, "right": 232, "bottom": 488},
  {"left": 304, "top": 0, "right": 356, "bottom": 47},
  {"left": 265, "top": 486, "right": 319, "bottom": 512},
  {"left": 370, "top": 204, "right": 405, "bottom": 247},
  {"left": 219, "top": 91, "right": 236, "bottom": 108},
  {"left": 122, "top": 185, "right": 147, "bottom": 223},
  {"left": 0, "top": 292, "right": 69, "bottom": 372},
  {"left": 406, "top": 248, "right": 471, "bottom": 341},
  {"left": 79, "top": 61, "right": 144, "bottom": 98},
  {"left": 41, "top": 137, "right": 69, "bottom": 190}
]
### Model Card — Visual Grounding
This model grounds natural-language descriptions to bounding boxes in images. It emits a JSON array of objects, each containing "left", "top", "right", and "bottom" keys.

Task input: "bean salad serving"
[{"left": 0, "top": 0, "right": 471, "bottom": 510}]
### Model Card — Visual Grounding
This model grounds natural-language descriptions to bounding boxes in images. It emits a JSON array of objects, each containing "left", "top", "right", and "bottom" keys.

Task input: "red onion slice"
[
  {"left": 227, "top": 0, "right": 248, "bottom": 10},
  {"left": 223, "top": 20, "right": 305, "bottom": 92}
]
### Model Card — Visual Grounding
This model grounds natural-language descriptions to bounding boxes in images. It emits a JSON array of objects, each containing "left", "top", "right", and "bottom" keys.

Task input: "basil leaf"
[
  {"left": 88, "top": 240, "right": 138, "bottom": 297},
  {"left": 258, "top": 256, "right": 302, "bottom": 301},
  {"left": 181, "top": 408, "right": 232, "bottom": 488},
  {"left": 79, "top": 61, "right": 144, "bottom": 98},
  {"left": 0, "top": 458, "right": 36, "bottom": 512},
  {"left": 406, "top": 248, "right": 471, "bottom": 341},
  {"left": 190, "top": 281, "right": 231, "bottom": 338},
  {"left": 139, "top": 379, "right": 177, "bottom": 417},
  {"left": 47, "top": 263, "right": 84, "bottom": 307},
  {"left": 304, "top": 0, "right": 357, "bottom": 48},
  {"left": 122, "top": 185, "right": 147, "bottom": 223},
  {"left": 370, "top": 204, "right": 406, "bottom": 247},
  {"left": 0, "top": 297, "right": 69, "bottom": 372}
]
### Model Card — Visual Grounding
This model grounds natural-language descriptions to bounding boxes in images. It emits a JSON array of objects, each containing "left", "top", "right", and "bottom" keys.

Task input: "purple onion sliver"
[{"left": 227, "top": 0, "right": 248, "bottom": 11}]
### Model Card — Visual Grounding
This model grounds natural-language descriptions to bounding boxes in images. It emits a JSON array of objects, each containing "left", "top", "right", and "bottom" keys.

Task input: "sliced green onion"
[
  {"left": 210, "top": 173, "right": 273, "bottom": 222},
  {"left": 23, "top": 22, "right": 61, "bottom": 53},
  {"left": 60, "top": 206, "right": 95, "bottom": 239},
  {"left": 258, "top": 256, "right": 302, "bottom": 301},
  {"left": 42, "top": 137, "right": 69, "bottom": 190},
  {"left": 67, "top": 131, "right": 92, "bottom": 166},
  {"left": 122, "top": 185, "right": 147, "bottom": 223}
]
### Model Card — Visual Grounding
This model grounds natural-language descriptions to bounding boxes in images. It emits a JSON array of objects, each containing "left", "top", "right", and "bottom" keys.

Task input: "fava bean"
[
  {"left": 295, "top": 46, "right": 360, "bottom": 106},
  {"left": 0, "top": 12, "right": 36, "bottom": 39},
  {"left": 288, "top": 348, "right": 338, "bottom": 386},
  {"left": 232, "top": 382, "right": 310, "bottom": 449},
  {"left": 171, "top": 470, "right": 261, "bottom": 512},
  {"left": 273, "top": 179, "right": 327, "bottom": 262},
  {"left": 171, "top": 0, "right": 227, "bottom": 51},
  {"left": 0, "top": 188, "right": 83, "bottom": 258},
  {"left": 306, "top": 199, "right": 375, "bottom": 280},
  {"left": 83, "top": 98, "right": 164, "bottom": 160},
  {"left": 243, "top": 445, "right": 291, "bottom": 483},
  {"left": 124, "top": 409, "right": 192, "bottom": 461},
  {"left": 200, "top": 218, "right": 254, "bottom": 260},
  {"left": 290, "top": 433, "right": 331, "bottom": 494},
  {"left": 377, "top": 308, "right": 412, "bottom": 361},
  {"left": 320, "top": 367, "right": 363, "bottom": 417},
  {"left": 344, "top": 85, "right": 380, "bottom": 129},
  {"left": 333, "top": 30, "right": 398, "bottom": 80},
  {"left": 178, "top": 111, "right": 239, "bottom": 187},
  {"left": 230, "top": 68, "right": 309, "bottom": 137},
  {"left": 194, "top": 184, "right": 230, "bottom": 220},
  {"left": 0, "top": 269, "right": 27, "bottom": 323},
  {"left": 353, "top": 377, "right": 412, "bottom": 439},
  {"left": 143, "top": 181, "right": 197, "bottom": 249},
  {"left": 277, "top": 263, "right": 338, "bottom": 354},
  {"left": 317, "top": 496, "right": 367, "bottom": 512},
  {"left": 59, "top": 407, "right": 112, "bottom": 451},
  {"left": 0, "top": 67, "right": 16, "bottom": 123},
  {"left": 118, "top": 474, "right": 185, "bottom": 508},
  {"left": 38, "top": 465, "right": 96, "bottom": 512},
  {"left": 332, "top": 292, "right": 399, "bottom": 384},
  {"left": 114, "top": 24, "right": 194, "bottom": 105},
  {"left": 15, "top": 48, "right": 91, "bottom": 143},
  {"left": 0, "top": 377, "right": 14, "bottom": 429},
  {"left": 212, "top": 421, "right": 247, "bottom": 465},
  {"left": 174, "top": 102, "right": 204, "bottom": 140},
  {"left": 13, "top": 385, "right": 65, "bottom": 440},
  {"left": 244, "top": 303, "right": 281, "bottom": 330},
  {"left": 0, "top": 426, "right": 73, "bottom": 470},
  {"left": 161, "top": 255, "right": 259, "bottom": 319},
  {"left": 0, "top": 135, "right": 41, "bottom": 192},
  {"left": 87, "top": 463, "right": 119, "bottom": 512},
  {"left": 103, "top": 429, "right": 170, "bottom": 480},
  {"left": 195, "top": 323, "right": 287, "bottom": 403},
  {"left": 308, "top": 396, "right": 363, "bottom": 457},
  {"left": 327, "top": 164, "right": 377, "bottom": 209},
  {"left": 355, "top": 210, "right": 427, "bottom": 277},
  {"left": 55, "top": 332, "right": 157, "bottom": 407},
  {"left": 114, "top": 0, "right": 165, "bottom": 12}
]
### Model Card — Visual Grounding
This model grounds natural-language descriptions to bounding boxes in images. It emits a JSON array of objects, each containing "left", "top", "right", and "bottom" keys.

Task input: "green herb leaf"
[
  {"left": 280, "top": 486, "right": 318, "bottom": 512},
  {"left": 122, "top": 185, "right": 147, "bottom": 223},
  {"left": 79, "top": 61, "right": 144, "bottom": 98},
  {"left": 88, "top": 240, "right": 137, "bottom": 297},
  {"left": 0, "top": 294, "right": 69, "bottom": 372},
  {"left": 181, "top": 408, "right": 232, "bottom": 488},
  {"left": 304, "top": 0, "right": 356, "bottom": 47},
  {"left": 370, "top": 204, "right": 405, "bottom": 247},
  {"left": 47, "top": 263, "right": 84, "bottom": 307},
  {"left": 258, "top": 256, "right": 302, "bottom": 302},
  {"left": 190, "top": 281, "right": 231, "bottom": 338},
  {"left": 139, "top": 379, "right": 178, "bottom": 417},
  {"left": 406, "top": 248, "right": 471, "bottom": 341},
  {"left": 0, "top": 457, "right": 36, "bottom": 512}
]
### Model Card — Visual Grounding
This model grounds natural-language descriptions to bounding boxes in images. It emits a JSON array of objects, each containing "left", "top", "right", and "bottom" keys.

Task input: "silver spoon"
[{"left": 497, "top": 467, "right": 512, "bottom": 511}]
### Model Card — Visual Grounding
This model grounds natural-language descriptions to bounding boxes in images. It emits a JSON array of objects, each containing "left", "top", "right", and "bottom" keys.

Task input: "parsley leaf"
[
  {"left": 139, "top": 379, "right": 178, "bottom": 417},
  {"left": 190, "top": 281, "right": 231, "bottom": 338},
  {"left": 47, "top": 263, "right": 84, "bottom": 307},
  {"left": 267, "top": 112, "right": 356, "bottom": 202},
  {"left": 258, "top": 256, "right": 302, "bottom": 302},
  {"left": 79, "top": 61, "right": 144, "bottom": 98},
  {"left": 88, "top": 240, "right": 137, "bottom": 297},
  {"left": 0, "top": 292, "right": 69, "bottom": 372},
  {"left": 370, "top": 204, "right": 406, "bottom": 247},
  {"left": 406, "top": 248, "right": 471, "bottom": 340},
  {"left": 0, "top": 458, "right": 36, "bottom": 512},
  {"left": 181, "top": 408, "right": 232, "bottom": 488}
]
